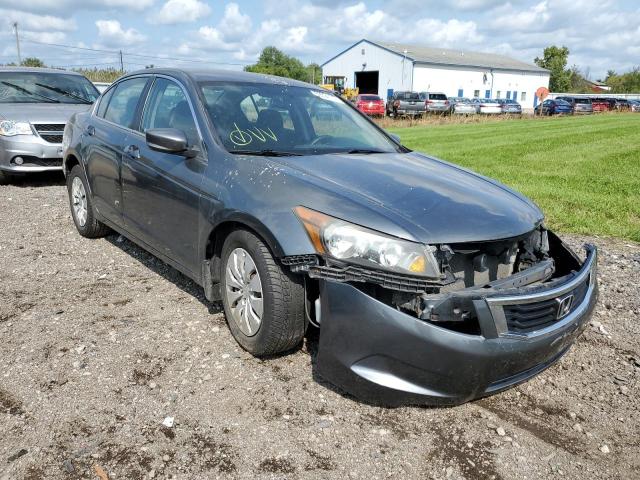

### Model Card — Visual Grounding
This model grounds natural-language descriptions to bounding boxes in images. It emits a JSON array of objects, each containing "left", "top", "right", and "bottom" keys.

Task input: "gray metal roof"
[{"left": 369, "top": 40, "right": 548, "bottom": 73}]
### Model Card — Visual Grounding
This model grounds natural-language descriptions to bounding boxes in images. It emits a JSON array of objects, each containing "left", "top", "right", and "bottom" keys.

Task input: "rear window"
[
  {"left": 401, "top": 92, "right": 420, "bottom": 100},
  {"left": 574, "top": 98, "right": 591, "bottom": 104},
  {"left": 360, "top": 95, "right": 380, "bottom": 101},
  {"left": 429, "top": 93, "right": 447, "bottom": 100}
]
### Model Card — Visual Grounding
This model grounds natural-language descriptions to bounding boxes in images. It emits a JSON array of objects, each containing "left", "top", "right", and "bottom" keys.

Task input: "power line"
[{"left": 20, "top": 39, "right": 253, "bottom": 67}]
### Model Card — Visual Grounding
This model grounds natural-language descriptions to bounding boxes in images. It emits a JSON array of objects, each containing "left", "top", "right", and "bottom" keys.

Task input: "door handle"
[
  {"left": 123, "top": 144, "right": 140, "bottom": 159},
  {"left": 85, "top": 125, "right": 95, "bottom": 136}
]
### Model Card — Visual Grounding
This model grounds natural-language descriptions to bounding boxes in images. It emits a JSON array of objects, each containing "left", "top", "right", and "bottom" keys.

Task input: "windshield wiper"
[
  {"left": 1, "top": 81, "right": 60, "bottom": 103},
  {"left": 34, "top": 82, "right": 92, "bottom": 104},
  {"left": 230, "top": 149, "right": 303, "bottom": 157},
  {"left": 344, "top": 148, "right": 387, "bottom": 154}
]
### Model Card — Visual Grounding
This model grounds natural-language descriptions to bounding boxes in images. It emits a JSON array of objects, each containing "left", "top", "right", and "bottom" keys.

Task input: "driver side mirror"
[{"left": 146, "top": 128, "right": 198, "bottom": 158}]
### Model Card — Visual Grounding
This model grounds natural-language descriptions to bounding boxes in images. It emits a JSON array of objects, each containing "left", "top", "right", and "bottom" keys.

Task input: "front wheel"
[
  {"left": 67, "top": 165, "right": 110, "bottom": 238},
  {"left": 220, "top": 229, "right": 306, "bottom": 356},
  {"left": 0, "top": 170, "right": 12, "bottom": 185}
]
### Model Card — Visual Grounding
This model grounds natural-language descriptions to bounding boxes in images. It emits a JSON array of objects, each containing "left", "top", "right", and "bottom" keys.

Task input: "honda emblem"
[{"left": 556, "top": 295, "right": 574, "bottom": 320}]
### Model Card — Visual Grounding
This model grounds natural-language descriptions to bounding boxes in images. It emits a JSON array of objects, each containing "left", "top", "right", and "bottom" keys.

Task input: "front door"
[
  {"left": 120, "top": 77, "right": 205, "bottom": 276},
  {"left": 84, "top": 77, "right": 149, "bottom": 225}
]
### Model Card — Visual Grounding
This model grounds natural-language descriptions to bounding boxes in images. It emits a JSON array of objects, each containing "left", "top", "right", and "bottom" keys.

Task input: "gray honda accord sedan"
[
  {"left": 0, "top": 67, "right": 99, "bottom": 183},
  {"left": 62, "top": 68, "right": 597, "bottom": 406}
]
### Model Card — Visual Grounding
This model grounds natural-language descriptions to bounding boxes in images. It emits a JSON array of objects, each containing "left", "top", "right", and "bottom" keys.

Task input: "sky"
[{"left": 0, "top": 0, "right": 638, "bottom": 79}]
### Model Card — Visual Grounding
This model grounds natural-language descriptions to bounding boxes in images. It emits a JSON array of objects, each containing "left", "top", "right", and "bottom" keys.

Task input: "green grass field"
[{"left": 389, "top": 113, "right": 640, "bottom": 242}]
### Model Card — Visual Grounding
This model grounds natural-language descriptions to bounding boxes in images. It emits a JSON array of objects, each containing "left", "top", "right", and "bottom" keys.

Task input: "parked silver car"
[
  {"left": 0, "top": 67, "right": 99, "bottom": 183},
  {"left": 420, "top": 92, "right": 450, "bottom": 114},
  {"left": 449, "top": 97, "right": 477, "bottom": 115}
]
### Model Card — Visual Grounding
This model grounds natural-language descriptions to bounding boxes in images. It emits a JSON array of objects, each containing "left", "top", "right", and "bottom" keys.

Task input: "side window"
[
  {"left": 96, "top": 87, "right": 115, "bottom": 118},
  {"left": 142, "top": 78, "right": 199, "bottom": 145},
  {"left": 103, "top": 77, "right": 148, "bottom": 129}
]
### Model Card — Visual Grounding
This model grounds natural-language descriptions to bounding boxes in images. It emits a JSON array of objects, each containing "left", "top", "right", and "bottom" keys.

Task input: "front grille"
[
  {"left": 33, "top": 124, "right": 65, "bottom": 144},
  {"left": 40, "top": 134, "right": 63, "bottom": 144},
  {"left": 504, "top": 275, "right": 590, "bottom": 334},
  {"left": 33, "top": 123, "right": 65, "bottom": 132}
]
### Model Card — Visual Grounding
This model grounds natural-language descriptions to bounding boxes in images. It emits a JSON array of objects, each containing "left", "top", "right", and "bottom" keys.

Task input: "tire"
[
  {"left": 66, "top": 165, "right": 110, "bottom": 238},
  {"left": 0, "top": 170, "right": 12, "bottom": 185},
  {"left": 220, "top": 229, "right": 306, "bottom": 356}
]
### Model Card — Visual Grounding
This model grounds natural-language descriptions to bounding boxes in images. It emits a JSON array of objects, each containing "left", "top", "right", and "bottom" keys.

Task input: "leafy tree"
[
  {"left": 305, "top": 63, "right": 322, "bottom": 85},
  {"left": 535, "top": 46, "right": 571, "bottom": 92},
  {"left": 21, "top": 57, "right": 46, "bottom": 67},
  {"left": 245, "top": 47, "right": 318, "bottom": 83},
  {"left": 568, "top": 65, "right": 591, "bottom": 93},
  {"left": 606, "top": 68, "right": 640, "bottom": 93}
]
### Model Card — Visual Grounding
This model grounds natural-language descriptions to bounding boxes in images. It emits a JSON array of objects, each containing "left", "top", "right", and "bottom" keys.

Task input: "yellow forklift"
[{"left": 320, "top": 76, "right": 359, "bottom": 102}]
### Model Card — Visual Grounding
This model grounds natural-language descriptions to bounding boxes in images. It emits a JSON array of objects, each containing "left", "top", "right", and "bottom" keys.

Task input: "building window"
[
  {"left": 361, "top": 48, "right": 365, "bottom": 55},
  {"left": 496, "top": 91, "right": 501, "bottom": 99},
  {"left": 457, "top": 88, "right": 463, "bottom": 97},
  {"left": 473, "top": 90, "right": 480, "bottom": 98},
  {"left": 521, "top": 92, "right": 527, "bottom": 102},
  {"left": 506, "top": 91, "right": 511, "bottom": 100},
  {"left": 485, "top": 90, "right": 491, "bottom": 99}
]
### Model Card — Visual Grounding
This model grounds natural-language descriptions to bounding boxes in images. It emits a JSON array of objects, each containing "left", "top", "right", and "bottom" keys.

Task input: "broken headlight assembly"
[{"left": 294, "top": 206, "right": 441, "bottom": 278}]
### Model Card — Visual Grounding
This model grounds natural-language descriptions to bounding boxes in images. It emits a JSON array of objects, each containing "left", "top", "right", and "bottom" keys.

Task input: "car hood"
[
  {"left": 270, "top": 151, "right": 544, "bottom": 244},
  {"left": 0, "top": 103, "right": 92, "bottom": 123}
]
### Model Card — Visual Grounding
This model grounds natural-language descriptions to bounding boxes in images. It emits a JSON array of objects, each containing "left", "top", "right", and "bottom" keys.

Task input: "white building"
[{"left": 321, "top": 39, "right": 550, "bottom": 110}]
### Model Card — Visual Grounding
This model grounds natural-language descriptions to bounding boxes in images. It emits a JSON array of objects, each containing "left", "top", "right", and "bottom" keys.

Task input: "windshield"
[
  {"left": 555, "top": 100, "right": 571, "bottom": 106},
  {"left": 0, "top": 72, "right": 99, "bottom": 104},
  {"left": 199, "top": 82, "right": 402, "bottom": 156}
]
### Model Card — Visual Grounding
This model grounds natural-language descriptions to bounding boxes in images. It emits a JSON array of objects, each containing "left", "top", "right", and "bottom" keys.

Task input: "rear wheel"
[
  {"left": 220, "top": 229, "right": 306, "bottom": 356},
  {"left": 67, "top": 165, "right": 110, "bottom": 238}
]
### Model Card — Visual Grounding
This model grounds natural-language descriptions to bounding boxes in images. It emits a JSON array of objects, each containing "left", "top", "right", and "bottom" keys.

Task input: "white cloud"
[
  {"left": 151, "top": 0, "right": 211, "bottom": 25},
  {"left": 218, "top": 3, "right": 252, "bottom": 41},
  {"left": 96, "top": 19, "right": 146, "bottom": 47},
  {"left": 0, "top": 9, "right": 76, "bottom": 32},
  {"left": 0, "top": 0, "right": 154, "bottom": 14}
]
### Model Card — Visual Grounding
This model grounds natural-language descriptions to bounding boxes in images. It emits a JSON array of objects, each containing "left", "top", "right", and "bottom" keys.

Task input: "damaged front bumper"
[{"left": 314, "top": 242, "right": 597, "bottom": 406}]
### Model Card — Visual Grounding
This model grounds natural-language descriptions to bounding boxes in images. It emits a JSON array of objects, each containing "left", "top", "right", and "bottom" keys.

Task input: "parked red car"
[
  {"left": 355, "top": 94, "right": 385, "bottom": 116},
  {"left": 590, "top": 98, "right": 611, "bottom": 112}
]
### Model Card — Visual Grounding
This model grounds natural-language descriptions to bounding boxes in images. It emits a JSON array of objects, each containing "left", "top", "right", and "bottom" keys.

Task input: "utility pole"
[
  {"left": 119, "top": 50, "right": 124, "bottom": 73},
  {"left": 13, "top": 22, "right": 21, "bottom": 65}
]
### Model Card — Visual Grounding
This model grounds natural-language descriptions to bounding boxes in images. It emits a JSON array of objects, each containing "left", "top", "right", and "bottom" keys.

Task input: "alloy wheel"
[
  {"left": 71, "top": 176, "right": 88, "bottom": 227},
  {"left": 225, "top": 247, "right": 264, "bottom": 336}
]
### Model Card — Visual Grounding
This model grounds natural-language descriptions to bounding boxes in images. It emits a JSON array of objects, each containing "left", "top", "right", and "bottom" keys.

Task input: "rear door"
[
  {"left": 120, "top": 76, "right": 206, "bottom": 275},
  {"left": 84, "top": 76, "right": 149, "bottom": 225}
]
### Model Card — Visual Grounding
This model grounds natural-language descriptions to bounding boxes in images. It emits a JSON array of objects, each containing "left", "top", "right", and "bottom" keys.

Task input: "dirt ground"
[{"left": 1, "top": 173, "right": 639, "bottom": 480}]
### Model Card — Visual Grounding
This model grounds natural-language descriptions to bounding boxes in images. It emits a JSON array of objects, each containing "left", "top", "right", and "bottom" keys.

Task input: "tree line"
[
  {"left": 535, "top": 45, "right": 640, "bottom": 93},
  {"left": 3, "top": 46, "right": 638, "bottom": 94}
]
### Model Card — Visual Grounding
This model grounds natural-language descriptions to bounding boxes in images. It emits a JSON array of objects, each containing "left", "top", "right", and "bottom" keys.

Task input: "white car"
[{"left": 472, "top": 99, "right": 502, "bottom": 114}]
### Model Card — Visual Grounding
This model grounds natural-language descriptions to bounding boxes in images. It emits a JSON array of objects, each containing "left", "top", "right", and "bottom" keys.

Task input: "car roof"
[
  {"left": 123, "top": 67, "right": 317, "bottom": 89},
  {"left": 0, "top": 66, "right": 85, "bottom": 76}
]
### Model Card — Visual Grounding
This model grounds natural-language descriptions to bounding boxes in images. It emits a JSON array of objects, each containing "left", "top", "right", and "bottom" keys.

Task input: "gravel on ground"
[{"left": 1, "top": 173, "right": 639, "bottom": 479}]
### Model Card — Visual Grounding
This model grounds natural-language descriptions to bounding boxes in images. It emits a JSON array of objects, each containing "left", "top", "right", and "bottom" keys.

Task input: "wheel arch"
[{"left": 203, "top": 213, "right": 286, "bottom": 285}]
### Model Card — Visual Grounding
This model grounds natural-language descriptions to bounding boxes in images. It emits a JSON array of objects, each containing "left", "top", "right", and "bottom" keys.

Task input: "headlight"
[
  {"left": 0, "top": 120, "right": 32, "bottom": 136},
  {"left": 294, "top": 206, "right": 441, "bottom": 278}
]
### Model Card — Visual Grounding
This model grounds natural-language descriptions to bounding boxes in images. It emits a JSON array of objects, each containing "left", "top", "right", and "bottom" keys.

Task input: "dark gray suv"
[
  {"left": 63, "top": 68, "right": 597, "bottom": 406},
  {"left": 0, "top": 67, "right": 99, "bottom": 183}
]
